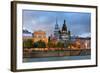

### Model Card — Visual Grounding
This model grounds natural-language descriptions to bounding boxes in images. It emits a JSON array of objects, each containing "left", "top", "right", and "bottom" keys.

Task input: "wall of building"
[{"left": 33, "top": 31, "right": 48, "bottom": 44}]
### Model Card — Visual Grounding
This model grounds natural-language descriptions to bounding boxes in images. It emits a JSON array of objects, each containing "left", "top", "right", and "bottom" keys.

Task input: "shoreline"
[{"left": 23, "top": 49, "right": 91, "bottom": 58}]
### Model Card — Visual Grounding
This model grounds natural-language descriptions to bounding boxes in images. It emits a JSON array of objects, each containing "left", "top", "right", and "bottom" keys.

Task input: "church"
[{"left": 50, "top": 19, "right": 71, "bottom": 48}]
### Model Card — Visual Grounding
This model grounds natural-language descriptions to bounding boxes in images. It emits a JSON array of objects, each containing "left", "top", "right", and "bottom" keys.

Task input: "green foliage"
[
  {"left": 48, "top": 41, "right": 53, "bottom": 48},
  {"left": 33, "top": 42, "right": 38, "bottom": 48},
  {"left": 48, "top": 41, "right": 65, "bottom": 48},
  {"left": 33, "top": 40, "right": 46, "bottom": 48},
  {"left": 56, "top": 42, "right": 64, "bottom": 48},
  {"left": 23, "top": 39, "right": 33, "bottom": 48}
]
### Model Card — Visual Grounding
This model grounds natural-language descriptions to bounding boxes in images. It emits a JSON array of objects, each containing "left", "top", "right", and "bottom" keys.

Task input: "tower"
[
  {"left": 59, "top": 20, "right": 70, "bottom": 48},
  {"left": 62, "top": 20, "right": 67, "bottom": 32},
  {"left": 60, "top": 20, "right": 68, "bottom": 37},
  {"left": 54, "top": 18, "right": 60, "bottom": 39}
]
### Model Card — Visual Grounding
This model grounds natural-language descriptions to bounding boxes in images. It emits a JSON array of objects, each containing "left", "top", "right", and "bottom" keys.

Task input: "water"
[{"left": 23, "top": 55, "right": 91, "bottom": 62}]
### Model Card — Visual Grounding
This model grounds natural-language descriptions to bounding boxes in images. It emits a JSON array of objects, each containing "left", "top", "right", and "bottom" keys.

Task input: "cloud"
[
  {"left": 78, "top": 33, "right": 91, "bottom": 37},
  {"left": 22, "top": 10, "right": 91, "bottom": 37}
]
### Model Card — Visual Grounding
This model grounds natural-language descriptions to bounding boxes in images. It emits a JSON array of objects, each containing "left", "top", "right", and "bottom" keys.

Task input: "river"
[{"left": 23, "top": 55, "right": 90, "bottom": 62}]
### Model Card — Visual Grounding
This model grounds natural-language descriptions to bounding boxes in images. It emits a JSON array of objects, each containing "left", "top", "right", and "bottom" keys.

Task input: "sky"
[{"left": 22, "top": 10, "right": 91, "bottom": 37}]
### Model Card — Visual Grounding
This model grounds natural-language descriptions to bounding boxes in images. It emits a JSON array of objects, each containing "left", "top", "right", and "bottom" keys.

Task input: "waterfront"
[
  {"left": 23, "top": 55, "right": 90, "bottom": 62},
  {"left": 22, "top": 10, "right": 91, "bottom": 63},
  {"left": 23, "top": 49, "right": 91, "bottom": 58}
]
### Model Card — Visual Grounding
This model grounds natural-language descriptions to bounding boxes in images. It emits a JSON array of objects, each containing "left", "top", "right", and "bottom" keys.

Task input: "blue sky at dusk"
[{"left": 22, "top": 10, "right": 91, "bottom": 37}]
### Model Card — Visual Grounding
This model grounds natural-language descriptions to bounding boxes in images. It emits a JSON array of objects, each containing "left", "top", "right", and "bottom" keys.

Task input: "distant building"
[
  {"left": 32, "top": 30, "right": 48, "bottom": 44},
  {"left": 54, "top": 19, "right": 60, "bottom": 40},
  {"left": 23, "top": 36, "right": 33, "bottom": 40},
  {"left": 23, "top": 19, "right": 91, "bottom": 50},
  {"left": 59, "top": 20, "right": 71, "bottom": 43},
  {"left": 70, "top": 37, "right": 91, "bottom": 49},
  {"left": 52, "top": 19, "right": 71, "bottom": 48},
  {"left": 23, "top": 30, "right": 32, "bottom": 40},
  {"left": 77, "top": 38, "right": 91, "bottom": 49}
]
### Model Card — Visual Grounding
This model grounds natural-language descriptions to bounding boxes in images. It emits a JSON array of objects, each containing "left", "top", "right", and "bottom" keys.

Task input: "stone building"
[
  {"left": 70, "top": 37, "right": 91, "bottom": 50},
  {"left": 59, "top": 20, "right": 71, "bottom": 43},
  {"left": 53, "top": 19, "right": 71, "bottom": 48},
  {"left": 32, "top": 30, "right": 48, "bottom": 44}
]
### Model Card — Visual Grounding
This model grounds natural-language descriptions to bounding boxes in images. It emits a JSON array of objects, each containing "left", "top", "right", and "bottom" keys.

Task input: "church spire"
[
  {"left": 64, "top": 20, "right": 66, "bottom": 24},
  {"left": 55, "top": 18, "right": 59, "bottom": 29},
  {"left": 54, "top": 18, "right": 60, "bottom": 39},
  {"left": 62, "top": 20, "right": 67, "bottom": 31},
  {"left": 56, "top": 18, "right": 57, "bottom": 25}
]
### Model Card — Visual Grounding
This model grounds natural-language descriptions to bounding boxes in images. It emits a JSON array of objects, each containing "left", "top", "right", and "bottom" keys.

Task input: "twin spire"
[{"left": 55, "top": 18, "right": 67, "bottom": 32}]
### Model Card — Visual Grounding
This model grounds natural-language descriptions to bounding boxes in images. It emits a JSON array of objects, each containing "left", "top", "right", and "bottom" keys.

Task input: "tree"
[
  {"left": 37, "top": 40, "right": 46, "bottom": 48},
  {"left": 33, "top": 42, "right": 38, "bottom": 48},
  {"left": 33, "top": 40, "right": 46, "bottom": 48},
  {"left": 47, "top": 40, "right": 57, "bottom": 48},
  {"left": 56, "top": 42, "right": 64, "bottom": 48},
  {"left": 23, "top": 39, "right": 33, "bottom": 48}
]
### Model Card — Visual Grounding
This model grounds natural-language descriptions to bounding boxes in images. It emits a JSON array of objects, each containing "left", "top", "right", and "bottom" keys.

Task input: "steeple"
[
  {"left": 54, "top": 18, "right": 60, "bottom": 39},
  {"left": 55, "top": 18, "right": 59, "bottom": 29},
  {"left": 62, "top": 20, "right": 67, "bottom": 31},
  {"left": 56, "top": 18, "right": 57, "bottom": 25},
  {"left": 64, "top": 20, "right": 66, "bottom": 24}
]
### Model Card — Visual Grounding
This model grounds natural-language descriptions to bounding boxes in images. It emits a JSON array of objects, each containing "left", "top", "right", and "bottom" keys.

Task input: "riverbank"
[{"left": 23, "top": 49, "right": 91, "bottom": 58}]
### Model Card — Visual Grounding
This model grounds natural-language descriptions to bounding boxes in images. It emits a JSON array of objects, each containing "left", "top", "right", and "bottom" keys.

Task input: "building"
[
  {"left": 77, "top": 37, "right": 91, "bottom": 49},
  {"left": 49, "top": 19, "right": 71, "bottom": 48},
  {"left": 54, "top": 19, "right": 60, "bottom": 40},
  {"left": 23, "top": 29, "right": 33, "bottom": 40},
  {"left": 32, "top": 30, "right": 48, "bottom": 44},
  {"left": 59, "top": 20, "right": 71, "bottom": 48},
  {"left": 59, "top": 20, "right": 71, "bottom": 43},
  {"left": 70, "top": 37, "right": 91, "bottom": 50}
]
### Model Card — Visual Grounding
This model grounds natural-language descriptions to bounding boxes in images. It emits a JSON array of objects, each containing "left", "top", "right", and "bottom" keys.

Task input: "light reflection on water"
[{"left": 23, "top": 55, "right": 91, "bottom": 62}]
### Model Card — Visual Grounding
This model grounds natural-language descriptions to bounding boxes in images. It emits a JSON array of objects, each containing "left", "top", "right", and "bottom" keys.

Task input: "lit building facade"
[
  {"left": 70, "top": 37, "right": 91, "bottom": 50},
  {"left": 32, "top": 30, "right": 48, "bottom": 44}
]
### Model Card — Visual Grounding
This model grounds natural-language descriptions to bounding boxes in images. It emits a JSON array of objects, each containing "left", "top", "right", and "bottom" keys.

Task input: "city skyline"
[{"left": 22, "top": 10, "right": 91, "bottom": 37}]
